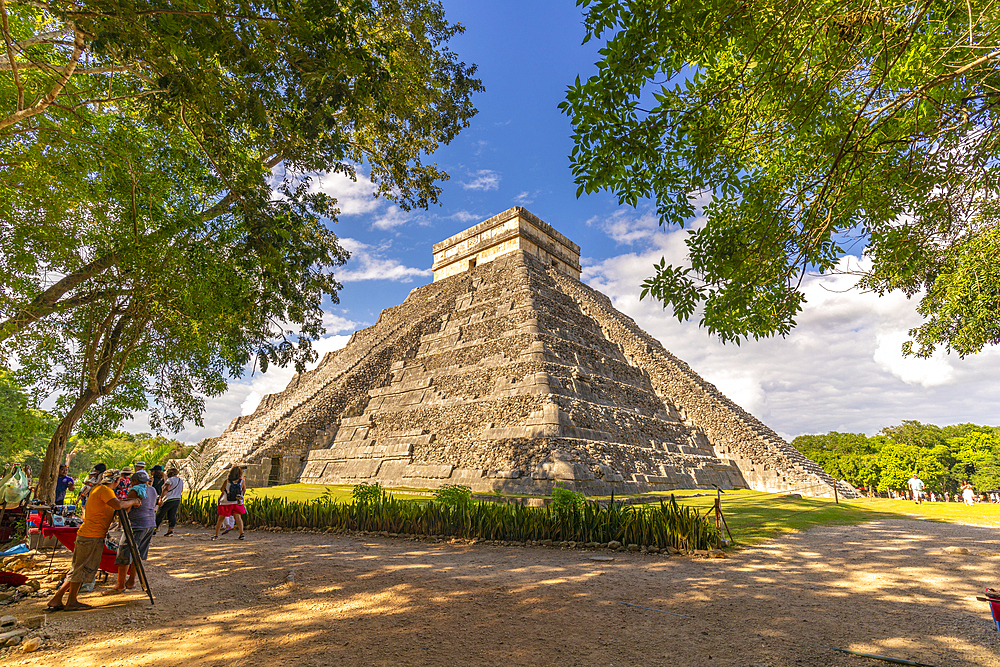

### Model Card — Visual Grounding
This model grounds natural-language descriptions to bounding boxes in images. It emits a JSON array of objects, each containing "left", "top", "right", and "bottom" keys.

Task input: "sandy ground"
[{"left": 2, "top": 518, "right": 999, "bottom": 667}]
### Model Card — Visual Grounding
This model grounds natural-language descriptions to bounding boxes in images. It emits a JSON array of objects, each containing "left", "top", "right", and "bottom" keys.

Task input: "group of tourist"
[
  {"left": 45, "top": 463, "right": 187, "bottom": 611},
  {"left": 871, "top": 475, "right": 991, "bottom": 505}
]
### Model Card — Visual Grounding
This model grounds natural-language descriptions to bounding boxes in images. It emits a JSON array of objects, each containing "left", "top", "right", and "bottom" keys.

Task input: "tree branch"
[
  {"left": 0, "top": 252, "right": 119, "bottom": 343},
  {"left": 0, "top": 62, "right": 126, "bottom": 73},
  {"left": 0, "top": 25, "right": 85, "bottom": 131},
  {"left": 0, "top": 0, "right": 23, "bottom": 109}
]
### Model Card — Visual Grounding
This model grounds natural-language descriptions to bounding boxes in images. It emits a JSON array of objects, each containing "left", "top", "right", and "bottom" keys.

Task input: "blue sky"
[{"left": 147, "top": 1, "right": 1000, "bottom": 444}]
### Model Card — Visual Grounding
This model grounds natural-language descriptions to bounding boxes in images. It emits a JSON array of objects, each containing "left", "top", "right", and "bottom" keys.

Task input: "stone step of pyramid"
[{"left": 187, "top": 208, "right": 847, "bottom": 498}]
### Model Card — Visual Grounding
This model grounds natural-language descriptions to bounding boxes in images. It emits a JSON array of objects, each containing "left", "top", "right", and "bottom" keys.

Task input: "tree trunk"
[{"left": 36, "top": 390, "right": 97, "bottom": 504}]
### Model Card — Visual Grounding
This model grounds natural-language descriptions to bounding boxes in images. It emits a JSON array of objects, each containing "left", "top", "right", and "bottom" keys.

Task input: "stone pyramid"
[{"left": 198, "top": 208, "right": 854, "bottom": 498}]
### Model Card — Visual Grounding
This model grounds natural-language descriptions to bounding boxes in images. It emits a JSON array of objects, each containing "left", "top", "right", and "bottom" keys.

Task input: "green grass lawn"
[
  {"left": 668, "top": 491, "right": 1000, "bottom": 547},
  {"left": 191, "top": 483, "right": 434, "bottom": 503}
]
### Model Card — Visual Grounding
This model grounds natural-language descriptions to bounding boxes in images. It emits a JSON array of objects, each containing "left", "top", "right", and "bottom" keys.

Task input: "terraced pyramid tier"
[{"left": 194, "top": 241, "right": 854, "bottom": 499}]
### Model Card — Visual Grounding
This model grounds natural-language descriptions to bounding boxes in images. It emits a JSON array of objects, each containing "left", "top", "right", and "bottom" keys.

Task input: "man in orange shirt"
[{"left": 46, "top": 470, "right": 140, "bottom": 611}]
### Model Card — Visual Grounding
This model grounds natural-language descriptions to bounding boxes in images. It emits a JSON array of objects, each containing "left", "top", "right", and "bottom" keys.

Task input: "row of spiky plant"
[{"left": 178, "top": 491, "right": 719, "bottom": 551}]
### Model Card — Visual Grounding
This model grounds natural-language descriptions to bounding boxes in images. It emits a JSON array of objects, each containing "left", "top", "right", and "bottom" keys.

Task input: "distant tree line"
[{"left": 792, "top": 421, "right": 1000, "bottom": 494}]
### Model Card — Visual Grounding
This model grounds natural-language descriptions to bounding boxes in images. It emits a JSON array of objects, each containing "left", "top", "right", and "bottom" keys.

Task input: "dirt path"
[{"left": 3, "top": 518, "right": 999, "bottom": 666}]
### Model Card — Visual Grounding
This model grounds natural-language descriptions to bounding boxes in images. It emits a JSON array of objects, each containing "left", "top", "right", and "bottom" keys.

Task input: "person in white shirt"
[
  {"left": 907, "top": 474, "right": 925, "bottom": 504},
  {"left": 154, "top": 468, "right": 184, "bottom": 536}
]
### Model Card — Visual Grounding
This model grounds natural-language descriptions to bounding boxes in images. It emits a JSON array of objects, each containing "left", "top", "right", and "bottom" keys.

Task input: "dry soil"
[{"left": 3, "top": 517, "right": 999, "bottom": 667}]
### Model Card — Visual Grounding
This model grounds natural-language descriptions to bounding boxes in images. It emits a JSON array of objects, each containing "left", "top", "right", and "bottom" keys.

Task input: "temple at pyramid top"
[{"left": 432, "top": 207, "right": 582, "bottom": 281}]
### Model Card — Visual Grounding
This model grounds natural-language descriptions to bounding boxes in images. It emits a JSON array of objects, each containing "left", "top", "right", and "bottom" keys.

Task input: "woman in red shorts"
[{"left": 212, "top": 466, "right": 246, "bottom": 540}]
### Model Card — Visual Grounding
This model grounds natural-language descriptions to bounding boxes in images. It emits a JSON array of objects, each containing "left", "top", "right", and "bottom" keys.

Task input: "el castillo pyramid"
[{"left": 194, "top": 208, "right": 855, "bottom": 498}]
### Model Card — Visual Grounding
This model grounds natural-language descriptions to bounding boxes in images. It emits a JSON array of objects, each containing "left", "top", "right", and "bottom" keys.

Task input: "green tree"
[
  {"left": 562, "top": 0, "right": 1000, "bottom": 356},
  {"left": 949, "top": 431, "right": 1000, "bottom": 488},
  {"left": 0, "top": 368, "right": 56, "bottom": 460},
  {"left": 1, "top": 0, "right": 482, "bottom": 502}
]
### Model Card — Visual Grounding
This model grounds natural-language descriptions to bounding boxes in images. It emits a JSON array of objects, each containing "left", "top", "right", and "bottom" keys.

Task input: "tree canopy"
[
  {"left": 562, "top": 0, "right": 1000, "bottom": 357},
  {"left": 793, "top": 421, "right": 1000, "bottom": 492},
  {"left": 0, "top": 0, "right": 481, "bottom": 501}
]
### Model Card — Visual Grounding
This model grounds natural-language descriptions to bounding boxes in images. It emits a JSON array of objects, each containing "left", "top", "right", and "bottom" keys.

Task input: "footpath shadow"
[{"left": 13, "top": 519, "right": 1000, "bottom": 667}]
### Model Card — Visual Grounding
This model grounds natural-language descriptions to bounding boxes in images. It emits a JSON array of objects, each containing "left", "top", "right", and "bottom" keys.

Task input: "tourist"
[
  {"left": 150, "top": 465, "right": 166, "bottom": 497},
  {"left": 46, "top": 471, "right": 140, "bottom": 611},
  {"left": 155, "top": 468, "right": 184, "bottom": 536},
  {"left": 54, "top": 465, "right": 75, "bottom": 505},
  {"left": 77, "top": 464, "right": 106, "bottom": 508},
  {"left": 104, "top": 470, "right": 158, "bottom": 595},
  {"left": 212, "top": 466, "right": 246, "bottom": 541},
  {"left": 908, "top": 475, "right": 926, "bottom": 504},
  {"left": 961, "top": 481, "right": 975, "bottom": 505},
  {"left": 134, "top": 460, "right": 146, "bottom": 472},
  {"left": 113, "top": 466, "right": 134, "bottom": 500}
]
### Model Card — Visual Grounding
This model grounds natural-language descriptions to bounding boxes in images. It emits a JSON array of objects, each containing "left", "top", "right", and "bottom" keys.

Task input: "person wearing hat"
[
  {"left": 134, "top": 461, "right": 146, "bottom": 471},
  {"left": 47, "top": 470, "right": 140, "bottom": 611},
  {"left": 112, "top": 466, "right": 134, "bottom": 501},
  {"left": 77, "top": 463, "right": 107, "bottom": 508},
  {"left": 105, "top": 470, "right": 158, "bottom": 595}
]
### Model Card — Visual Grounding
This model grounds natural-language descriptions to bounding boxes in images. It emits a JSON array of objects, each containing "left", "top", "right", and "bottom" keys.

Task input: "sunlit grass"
[{"left": 190, "top": 483, "right": 434, "bottom": 503}]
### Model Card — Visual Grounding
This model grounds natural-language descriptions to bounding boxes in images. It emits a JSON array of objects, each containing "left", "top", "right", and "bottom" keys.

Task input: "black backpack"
[{"left": 226, "top": 480, "right": 242, "bottom": 502}]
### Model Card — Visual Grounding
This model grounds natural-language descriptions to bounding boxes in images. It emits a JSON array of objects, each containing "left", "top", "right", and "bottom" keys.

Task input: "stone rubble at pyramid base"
[{"left": 192, "top": 247, "right": 856, "bottom": 500}]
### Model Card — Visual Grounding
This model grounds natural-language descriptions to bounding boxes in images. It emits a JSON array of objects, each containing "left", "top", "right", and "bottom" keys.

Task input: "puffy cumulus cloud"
[
  {"left": 461, "top": 169, "right": 501, "bottom": 191},
  {"left": 585, "top": 211, "right": 1000, "bottom": 438},
  {"left": 309, "top": 169, "right": 424, "bottom": 231},
  {"left": 322, "top": 312, "right": 359, "bottom": 334},
  {"left": 238, "top": 334, "right": 352, "bottom": 416},
  {"left": 336, "top": 238, "right": 431, "bottom": 283},
  {"left": 449, "top": 210, "right": 482, "bottom": 223},
  {"left": 122, "top": 331, "right": 356, "bottom": 443},
  {"left": 309, "top": 170, "right": 380, "bottom": 216},
  {"left": 371, "top": 205, "right": 422, "bottom": 231}
]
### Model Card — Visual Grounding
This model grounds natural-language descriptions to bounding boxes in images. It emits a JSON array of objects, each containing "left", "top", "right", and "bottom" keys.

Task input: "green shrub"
[
  {"left": 351, "top": 482, "right": 383, "bottom": 505},
  {"left": 178, "top": 491, "right": 719, "bottom": 552},
  {"left": 433, "top": 484, "right": 472, "bottom": 508},
  {"left": 550, "top": 484, "right": 586, "bottom": 514}
]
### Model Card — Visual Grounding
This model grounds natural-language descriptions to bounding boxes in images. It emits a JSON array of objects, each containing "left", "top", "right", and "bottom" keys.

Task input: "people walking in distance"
[
  {"left": 154, "top": 468, "right": 184, "bottom": 536},
  {"left": 962, "top": 481, "right": 976, "bottom": 505},
  {"left": 212, "top": 466, "right": 246, "bottom": 541},
  {"left": 907, "top": 474, "right": 925, "bottom": 504}
]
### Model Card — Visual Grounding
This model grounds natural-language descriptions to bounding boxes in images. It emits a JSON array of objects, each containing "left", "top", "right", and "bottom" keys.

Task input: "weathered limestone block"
[{"left": 191, "top": 209, "right": 846, "bottom": 499}]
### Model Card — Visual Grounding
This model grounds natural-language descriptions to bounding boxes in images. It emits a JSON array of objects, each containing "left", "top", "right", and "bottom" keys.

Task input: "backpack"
[{"left": 226, "top": 480, "right": 243, "bottom": 502}]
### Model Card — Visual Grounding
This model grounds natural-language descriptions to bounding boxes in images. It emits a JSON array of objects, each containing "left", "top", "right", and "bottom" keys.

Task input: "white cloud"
[
  {"left": 120, "top": 331, "right": 357, "bottom": 443},
  {"left": 322, "top": 312, "right": 359, "bottom": 333},
  {"left": 337, "top": 238, "right": 431, "bottom": 283},
  {"left": 450, "top": 210, "right": 482, "bottom": 223},
  {"left": 461, "top": 170, "right": 501, "bottom": 191},
  {"left": 514, "top": 191, "right": 534, "bottom": 205},
  {"left": 585, "top": 210, "right": 1000, "bottom": 438},
  {"left": 310, "top": 171, "right": 379, "bottom": 216},
  {"left": 239, "top": 334, "right": 352, "bottom": 415},
  {"left": 371, "top": 205, "right": 417, "bottom": 231},
  {"left": 872, "top": 332, "right": 955, "bottom": 387}
]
